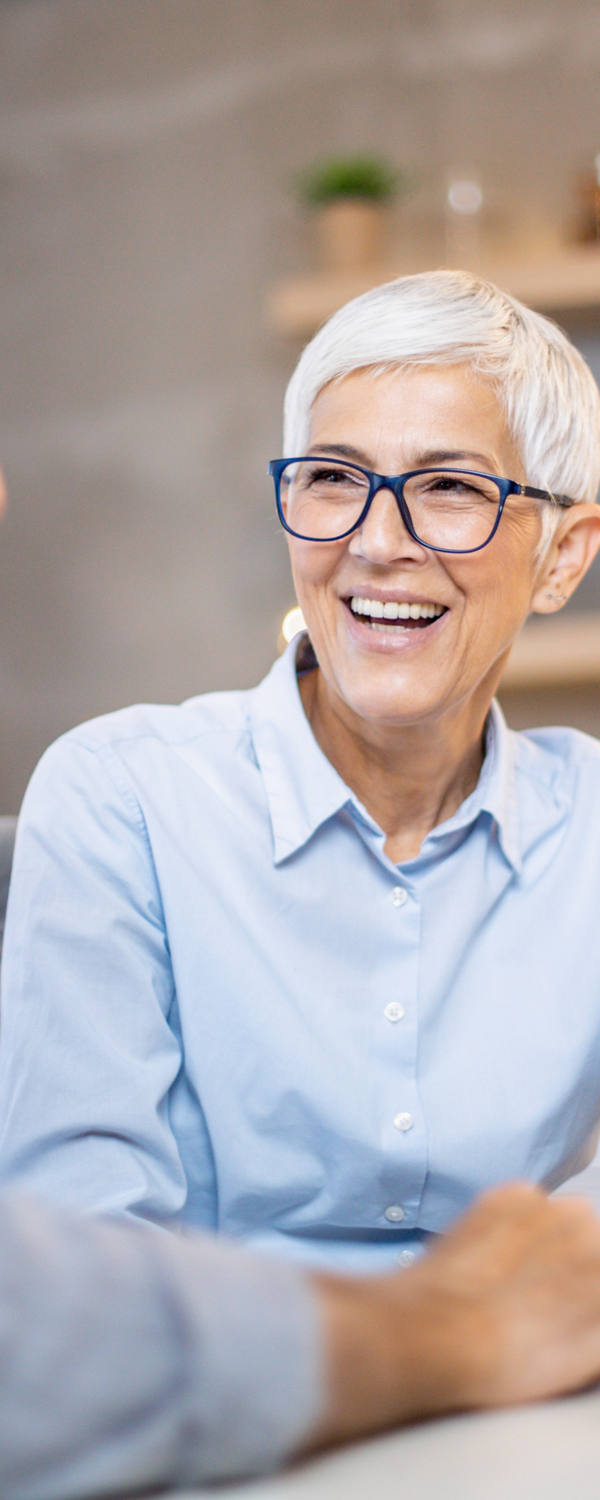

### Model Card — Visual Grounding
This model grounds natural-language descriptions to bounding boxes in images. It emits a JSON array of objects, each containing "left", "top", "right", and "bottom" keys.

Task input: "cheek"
[
  {"left": 493, "top": 506, "right": 542, "bottom": 563},
  {"left": 289, "top": 540, "right": 342, "bottom": 597},
  {"left": 452, "top": 552, "right": 535, "bottom": 633}
]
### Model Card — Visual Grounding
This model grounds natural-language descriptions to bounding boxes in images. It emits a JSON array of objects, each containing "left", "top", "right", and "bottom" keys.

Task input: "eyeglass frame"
[{"left": 268, "top": 457, "right": 577, "bottom": 556}]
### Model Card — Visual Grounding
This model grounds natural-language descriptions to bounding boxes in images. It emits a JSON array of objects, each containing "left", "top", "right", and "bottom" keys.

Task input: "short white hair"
[{"left": 283, "top": 271, "right": 600, "bottom": 532}]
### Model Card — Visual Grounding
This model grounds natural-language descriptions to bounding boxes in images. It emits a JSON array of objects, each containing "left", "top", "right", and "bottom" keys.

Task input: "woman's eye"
[
  {"left": 428, "top": 477, "right": 488, "bottom": 500},
  {"left": 430, "top": 476, "right": 471, "bottom": 493},
  {"left": 311, "top": 467, "right": 355, "bottom": 484}
]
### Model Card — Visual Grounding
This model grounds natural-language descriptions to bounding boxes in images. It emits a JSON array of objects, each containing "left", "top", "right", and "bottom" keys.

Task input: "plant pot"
[{"left": 313, "top": 199, "right": 388, "bottom": 272}]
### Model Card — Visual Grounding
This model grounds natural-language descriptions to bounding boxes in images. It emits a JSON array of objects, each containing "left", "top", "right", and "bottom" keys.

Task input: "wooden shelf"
[
  {"left": 266, "top": 247, "right": 600, "bottom": 339},
  {"left": 502, "top": 613, "right": 600, "bottom": 690}
]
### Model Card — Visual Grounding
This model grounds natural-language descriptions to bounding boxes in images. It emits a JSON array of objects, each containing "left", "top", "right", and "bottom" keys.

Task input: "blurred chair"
[{"left": 0, "top": 817, "right": 17, "bottom": 954}]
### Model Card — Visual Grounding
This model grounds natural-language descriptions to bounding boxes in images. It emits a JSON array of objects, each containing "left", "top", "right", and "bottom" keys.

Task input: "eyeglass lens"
[{"left": 279, "top": 459, "right": 502, "bottom": 550}]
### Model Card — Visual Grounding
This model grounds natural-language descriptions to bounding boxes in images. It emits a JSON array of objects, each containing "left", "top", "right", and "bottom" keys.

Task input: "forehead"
[{"left": 306, "top": 363, "right": 521, "bottom": 473}]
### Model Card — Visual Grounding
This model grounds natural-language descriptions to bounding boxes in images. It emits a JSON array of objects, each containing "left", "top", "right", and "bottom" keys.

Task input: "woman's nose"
[{"left": 348, "top": 485, "right": 427, "bottom": 564}]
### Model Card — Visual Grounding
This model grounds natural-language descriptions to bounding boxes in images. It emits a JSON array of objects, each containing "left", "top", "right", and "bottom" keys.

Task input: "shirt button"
[
  {"left": 390, "top": 886, "right": 408, "bottom": 908},
  {"left": 397, "top": 1249, "right": 416, "bottom": 1268},
  {"left": 384, "top": 1204, "right": 406, "bottom": 1223},
  {"left": 393, "top": 1111, "right": 414, "bottom": 1132},
  {"left": 384, "top": 1001, "right": 405, "bottom": 1023}
]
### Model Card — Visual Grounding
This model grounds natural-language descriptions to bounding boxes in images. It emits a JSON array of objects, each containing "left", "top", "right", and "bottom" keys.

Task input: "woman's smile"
[
  {"left": 342, "top": 591, "right": 450, "bottom": 649},
  {"left": 348, "top": 596, "right": 447, "bottom": 624}
]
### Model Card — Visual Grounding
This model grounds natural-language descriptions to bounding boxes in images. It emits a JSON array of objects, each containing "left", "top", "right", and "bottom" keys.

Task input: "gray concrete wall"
[{"left": 0, "top": 0, "right": 599, "bottom": 809}]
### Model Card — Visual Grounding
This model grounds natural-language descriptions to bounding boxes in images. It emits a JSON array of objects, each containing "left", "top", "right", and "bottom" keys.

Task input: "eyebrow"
[{"left": 306, "top": 442, "right": 498, "bottom": 471}]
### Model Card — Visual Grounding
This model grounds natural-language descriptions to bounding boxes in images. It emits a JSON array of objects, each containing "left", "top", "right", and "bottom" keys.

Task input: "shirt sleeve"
[
  {"left": 0, "top": 1193, "right": 322, "bottom": 1499},
  {"left": 0, "top": 731, "right": 186, "bottom": 1221}
]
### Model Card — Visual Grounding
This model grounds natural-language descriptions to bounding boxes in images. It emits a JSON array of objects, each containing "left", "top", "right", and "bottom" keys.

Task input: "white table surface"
[{"left": 158, "top": 1387, "right": 600, "bottom": 1500}]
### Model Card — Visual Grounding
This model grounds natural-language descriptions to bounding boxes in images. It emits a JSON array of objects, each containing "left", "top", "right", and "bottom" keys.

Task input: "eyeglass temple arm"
[{"left": 518, "top": 483, "right": 577, "bottom": 509}]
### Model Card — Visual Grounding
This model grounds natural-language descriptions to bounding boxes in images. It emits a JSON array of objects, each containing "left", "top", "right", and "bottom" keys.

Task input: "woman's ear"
[{"left": 531, "top": 503, "right": 600, "bottom": 615}]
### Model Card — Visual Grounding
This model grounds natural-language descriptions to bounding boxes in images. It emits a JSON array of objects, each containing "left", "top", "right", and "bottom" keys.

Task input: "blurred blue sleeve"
[{"left": 0, "top": 1193, "right": 321, "bottom": 1498}]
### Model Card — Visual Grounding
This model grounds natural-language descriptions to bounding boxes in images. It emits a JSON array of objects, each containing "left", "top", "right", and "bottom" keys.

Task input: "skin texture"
[
  {"left": 308, "top": 1184, "right": 600, "bottom": 1453},
  {"left": 288, "top": 365, "right": 600, "bottom": 860}
]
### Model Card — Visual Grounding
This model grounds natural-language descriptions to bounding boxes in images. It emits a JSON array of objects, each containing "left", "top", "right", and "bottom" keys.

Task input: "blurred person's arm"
[{"left": 3, "top": 1185, "right": 600, "bottom": 1498}]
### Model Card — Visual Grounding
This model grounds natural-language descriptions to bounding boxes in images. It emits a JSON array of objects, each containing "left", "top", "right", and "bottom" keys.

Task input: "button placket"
[
  {"left": 373, "top": 873, "right": 423, "bottom": 1235},
  {"left": 386, "top": 887, "right": 409, "bottom": 1025}
]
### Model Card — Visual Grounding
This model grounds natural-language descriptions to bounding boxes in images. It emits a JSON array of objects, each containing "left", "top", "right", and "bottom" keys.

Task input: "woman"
[{"left": 1, "top": 269, "right": 600, "bottom": 1271}]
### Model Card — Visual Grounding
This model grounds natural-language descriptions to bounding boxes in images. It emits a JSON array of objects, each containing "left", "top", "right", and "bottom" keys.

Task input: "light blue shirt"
[{"left": 1, "top": 636, "right": 600, "bottom": 1272}]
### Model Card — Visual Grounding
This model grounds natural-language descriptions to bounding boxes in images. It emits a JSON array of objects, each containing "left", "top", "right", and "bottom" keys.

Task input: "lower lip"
[{"left": 343, "top": 603, "right": 449, "bottom": 653}]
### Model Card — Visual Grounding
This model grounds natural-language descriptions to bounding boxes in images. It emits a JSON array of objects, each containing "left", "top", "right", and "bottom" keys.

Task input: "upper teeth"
[{"left": 350, "top": 597, "right": 445, "bottom": 620}]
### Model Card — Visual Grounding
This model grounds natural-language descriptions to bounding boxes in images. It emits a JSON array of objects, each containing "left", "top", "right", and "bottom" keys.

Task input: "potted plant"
[{"left": 295, "top": 154, "right": 405, "bottom": 272}]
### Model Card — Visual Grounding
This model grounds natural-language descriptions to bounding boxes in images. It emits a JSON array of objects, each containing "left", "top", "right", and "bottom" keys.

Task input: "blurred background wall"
[{"left": 0, "top": 0, "right": 599, "bottom": 809}]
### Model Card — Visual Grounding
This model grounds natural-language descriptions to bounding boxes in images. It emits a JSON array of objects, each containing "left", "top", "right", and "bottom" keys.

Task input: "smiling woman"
[
  {"left": 277, "top": 357, "right": 600, "bottom": 860},
  {"left": 2, "top": 271, "right": 600, "bottom": 1271}
]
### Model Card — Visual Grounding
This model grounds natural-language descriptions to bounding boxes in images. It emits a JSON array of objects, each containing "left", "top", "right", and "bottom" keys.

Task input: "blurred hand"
[{"left": 310, "top": 1183, "right": 600, "bottom": 1450}]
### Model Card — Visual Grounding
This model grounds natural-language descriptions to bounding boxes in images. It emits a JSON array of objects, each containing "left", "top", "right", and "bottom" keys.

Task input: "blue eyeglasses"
[{"left": 269, "top": 457, "right": 576, "bottom": 555}]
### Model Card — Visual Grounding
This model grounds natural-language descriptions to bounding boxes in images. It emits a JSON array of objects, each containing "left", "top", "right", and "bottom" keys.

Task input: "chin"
[{"left": 339, "top": 686, "right": 437, "bottom": 729}]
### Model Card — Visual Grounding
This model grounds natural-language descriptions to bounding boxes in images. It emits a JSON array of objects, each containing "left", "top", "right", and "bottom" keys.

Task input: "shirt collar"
[
  {"left": 249, "top": 638, "right": 357, "bottom": 863},
  {"left": 421, "top": 699, "right": 522, "bottom": 874},
  {"left": 250, "top": 636, "right": 522, "bottom": 872}
]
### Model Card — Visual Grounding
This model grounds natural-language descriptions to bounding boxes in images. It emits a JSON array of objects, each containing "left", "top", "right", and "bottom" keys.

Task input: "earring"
[{"left": 545, "top": 591, "right": 566, "bottom": 602}]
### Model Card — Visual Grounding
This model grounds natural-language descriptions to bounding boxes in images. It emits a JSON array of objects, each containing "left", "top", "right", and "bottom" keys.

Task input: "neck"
[{"left": 299, "top": 670, "right": 490, "bottom": 863}]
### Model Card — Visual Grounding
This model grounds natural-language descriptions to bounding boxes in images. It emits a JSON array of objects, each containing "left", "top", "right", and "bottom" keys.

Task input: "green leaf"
[{"left": 294, "top": 154, "right": 408, "bottom": 205}]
